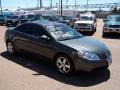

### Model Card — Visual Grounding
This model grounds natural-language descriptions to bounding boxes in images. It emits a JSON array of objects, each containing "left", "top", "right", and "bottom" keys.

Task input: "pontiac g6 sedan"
[{"left": 4, "top": 21, "right": 112, "bottom": 75}]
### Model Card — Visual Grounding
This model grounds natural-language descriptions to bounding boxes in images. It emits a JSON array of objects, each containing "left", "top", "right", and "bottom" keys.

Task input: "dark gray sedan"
[{"left": 4, "top": 21, "right": 112, "bottom": 75}]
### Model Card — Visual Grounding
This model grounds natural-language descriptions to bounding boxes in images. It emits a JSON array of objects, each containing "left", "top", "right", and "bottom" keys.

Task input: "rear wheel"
[
  {"left": 55, "top": 55, "right": 74, "bottom": 75},
  {"left": 6, "top": 41, "right": 16, "bottom": 55}
]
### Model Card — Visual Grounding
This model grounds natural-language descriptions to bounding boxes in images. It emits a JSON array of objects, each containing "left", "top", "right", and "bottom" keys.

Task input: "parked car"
[
  {"left": 5, "top": 15, "right": 20, "bottom": 27},
  {"left": 20, "top": 14, "right": 34, "bottom": 24},
  {"left": 5, "top": 21, "right": 112, "bottom": 75},
  {"left": 60, "top": 16, "right": 76, "bottom": 27},
  {"left": 103, "top": 15, "right": 120, "bottom": 37},
  {"left": 20, "top": 14, "right": 43, "bottom": 24},
  {"left": 42, "top": 16, "right": 58, "bottom": 21},
  {"left": 42, "top": 16, "right": 69, "bottom": 25},
  {"left": 19, "top": 15, "right": 27, "bottom": 24},
  {"left": 0, "top": 14, "right": 9, "bottom": 25},
  {"left": 74, "top": 13, "right": 97, "bottom": 34}
]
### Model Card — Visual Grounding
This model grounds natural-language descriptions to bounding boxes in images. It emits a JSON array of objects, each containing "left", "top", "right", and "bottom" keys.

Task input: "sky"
[{"left": 1, "top": 0, "right": 120, "bottom": 10}]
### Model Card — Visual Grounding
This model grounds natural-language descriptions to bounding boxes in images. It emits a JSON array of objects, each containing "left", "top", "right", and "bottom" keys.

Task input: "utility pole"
[
  {"left": 50, "top": 0, "right": 52, "bottom": 8},
  {"left": 86, "top": 0, "right": 89, "bottom": 12},
  {"left": 40, "top": 0, "right": 42, "bottom": 8},
  {"left": 75, "top": 0, "right": 76, "bottom": 14},
  {"left": 66, "top": 0, "right": 68, "bottom": 8},
  {"left": 0, "top": 0, "right": 2, "bottom": 14}
]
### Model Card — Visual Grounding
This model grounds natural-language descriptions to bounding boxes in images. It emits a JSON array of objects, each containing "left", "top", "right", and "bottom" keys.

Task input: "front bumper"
[
  {"left": 75, "top": 27, "right": 93, "bottom": 32},
  {"left": 6, "top": 21, "right": 18, "bottom": 26},
  {"left": 104, "top": 28, "right": 120, "bottom": 33},
  {"left": 73, "top": 57, "right": 112, "bottom": 72},
  {"left": 20, "top": 20, "right": 28, "bottom": 24},
  {"left": 0, "top": 20, "right": 5, "bottom": 24}
]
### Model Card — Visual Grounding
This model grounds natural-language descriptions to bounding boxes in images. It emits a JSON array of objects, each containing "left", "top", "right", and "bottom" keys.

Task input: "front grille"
[
  {"left": 78, "top": 23, "right": 87, "bottom": 27},
  {"left": 0, "top": 20, "right": 4, "bottom": 22},
  {"left": 109, "top": 25, "right": 120, "bottom": 28},
  {"left": 7, "top": 20, "right": 12, "bottom": 23},
  {"left": 21, "top": 20, "right": 27, "bottom": 23}
]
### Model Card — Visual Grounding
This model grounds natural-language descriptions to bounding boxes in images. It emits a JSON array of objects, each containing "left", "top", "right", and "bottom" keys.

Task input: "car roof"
[{"left": 80, "top": 14, "right": 95, "bottom": 17}]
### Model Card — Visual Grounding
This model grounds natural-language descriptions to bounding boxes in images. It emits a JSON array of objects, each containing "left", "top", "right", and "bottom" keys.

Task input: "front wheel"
[
  {"left": 6, "top": 41, "right": 16, "bottom": 55},
  {"left": 102, "top": 32, "right": 108, "bottom": 38},
  {"left": 55, "top": 55, "right": 74, "bottom": 75}
]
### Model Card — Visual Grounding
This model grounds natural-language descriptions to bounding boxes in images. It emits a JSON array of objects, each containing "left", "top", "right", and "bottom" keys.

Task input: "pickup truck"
[
  {"left": 74, "top": 14, "right": 97, "bottom": 34},
  {"left": 103, "top": 15, "right": 120, "bottom": 37}
]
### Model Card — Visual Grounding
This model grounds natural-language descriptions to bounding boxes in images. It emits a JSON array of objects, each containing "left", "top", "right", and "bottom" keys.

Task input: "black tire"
[
  {"left": 6, "top": 24, "right": 9, "bottom": 27},
  {"left": 0, "top": 23, "right": 3, "bottom": 26},
  {"left": 94, "top": 27, "right": 96, "bottom": 32},
  {"left": 102, "top": 32, "right": 108, "bottom": 38},
  {"left": 55, "top": 55, "right": 74, "bottom": 75},
  {"left": 6, "top": 41, "right": 16, "bottom": 55}
]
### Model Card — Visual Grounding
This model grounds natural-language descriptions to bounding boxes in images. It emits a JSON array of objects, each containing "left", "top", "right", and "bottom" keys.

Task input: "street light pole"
[{"left": 61, "top": 0, "right": 62, "bottom": 16}]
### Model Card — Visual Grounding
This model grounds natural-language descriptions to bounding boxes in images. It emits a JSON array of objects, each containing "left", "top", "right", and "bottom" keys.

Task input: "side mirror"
[{"left": 39, "top": 35, "right": 50, "bottom": 41}]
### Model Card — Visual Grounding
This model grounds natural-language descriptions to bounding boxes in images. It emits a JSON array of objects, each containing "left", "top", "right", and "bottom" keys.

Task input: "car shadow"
[
  {"left": 0, "top": 51, "right": 110, "bottom": 87},
  {"left": 103, "top": 33, "right": 120, "bottom": 39}
]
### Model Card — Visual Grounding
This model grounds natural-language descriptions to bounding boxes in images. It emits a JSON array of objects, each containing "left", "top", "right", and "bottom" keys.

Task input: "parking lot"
[{"left": 0, "top": 19, "right": 120, "bottom": 90}]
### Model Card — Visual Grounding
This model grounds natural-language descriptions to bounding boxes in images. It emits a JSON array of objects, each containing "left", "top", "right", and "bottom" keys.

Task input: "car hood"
[
  {"left": 75, "top": 20, "right": 94, "bottom": 24},
  {"left": 106, "top": 21, "right": 120, "bottom": 25},
  {"left": 59, "top": 36, "right": 109, "bottom": 54}
]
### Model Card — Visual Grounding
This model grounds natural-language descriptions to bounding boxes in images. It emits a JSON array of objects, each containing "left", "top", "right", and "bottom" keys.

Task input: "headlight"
[
  {"left": 104, "top": 24, "right": 109, "bottom": 28},
  {"left": 77, "top": 50, "right": 101, "bottom": 61},
  {"left": 74, "top": 23, "right": 78, "bottom": 28}
]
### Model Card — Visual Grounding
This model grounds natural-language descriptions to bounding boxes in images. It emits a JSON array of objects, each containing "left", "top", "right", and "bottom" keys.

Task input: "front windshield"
[
  {"left": 27, "top": 15, "right": 34, "bottom": 19},
  {"left": 81, "top": 16, "right": 93, "bottom": 21},
  {"left": 20, "top": 15, "right": 26, "bottom": 19},
  {"left": 7, "top": 16, "right": 19, "bottom": 19},
  {"left": 108, "top": 16, "right": 120, "bottom": 21},
  {"left": 0, "top": 15, "right": 4, "bottom": 18},
  {"left": 62, "top": 16, "right": 69, "bottom": 20},
  {"left": 43, "top": 16, "right": 51, "bottom": 19},
  {"left": 46, "top": 24, "right": 83, "bottom": 41}
]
